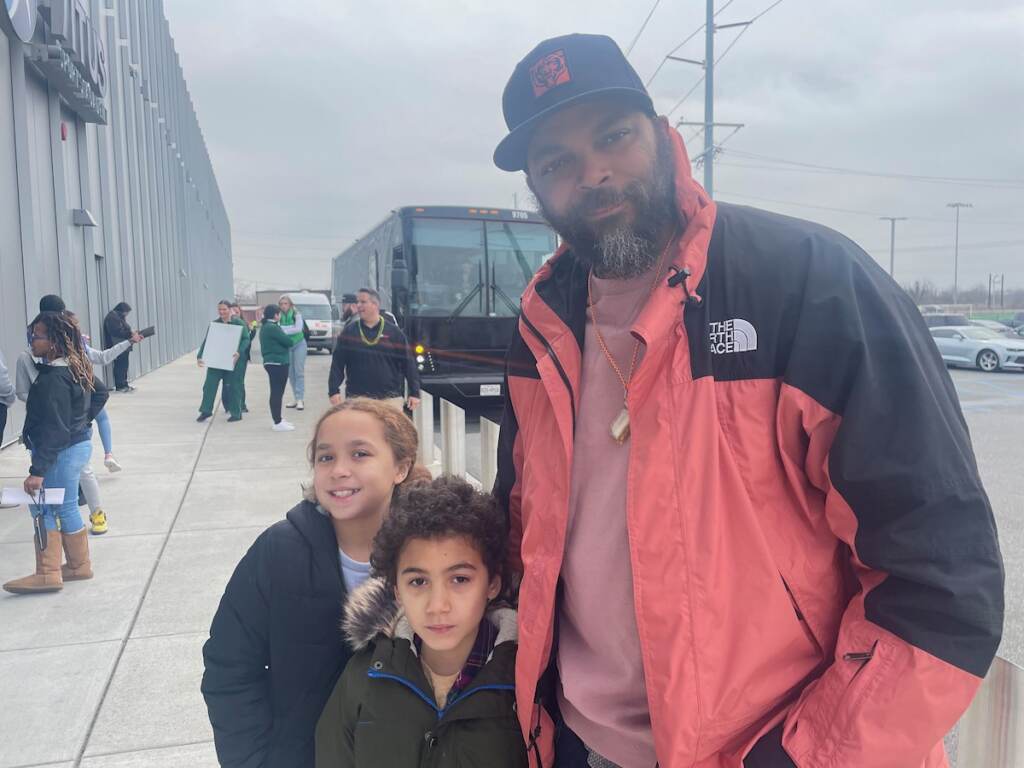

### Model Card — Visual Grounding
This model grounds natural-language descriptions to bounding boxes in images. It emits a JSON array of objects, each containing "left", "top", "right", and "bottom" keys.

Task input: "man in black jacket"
[
  {"left": 103, "top": 302, "right": 135, "bottom": 392},
  {"left": 328, "top": 288, "right": 421, "bottom": 411}
]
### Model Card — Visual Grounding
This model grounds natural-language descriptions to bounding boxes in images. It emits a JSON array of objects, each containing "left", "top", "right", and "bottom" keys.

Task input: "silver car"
[{"left": 930, "top": 326, "right": 1024, "bottom": 372}]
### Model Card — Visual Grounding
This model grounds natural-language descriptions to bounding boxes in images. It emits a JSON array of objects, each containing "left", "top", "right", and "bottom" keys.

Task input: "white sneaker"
[
  {"left": 296, "top": 400, "right": 305, "bottom": 411},
  {"left": 272, "top": 422, "right": 296, "bottom": 432},
  {"left": 104, "top": 455, "right": 123, "bottom": 473},
  {"left": 285, "top": 402, "right": 298, "bottom": 409}
]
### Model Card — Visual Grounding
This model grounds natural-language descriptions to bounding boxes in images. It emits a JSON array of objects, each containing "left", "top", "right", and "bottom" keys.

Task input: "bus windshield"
[
  {"left": 409, "top": 218, "right": 555, "bottom": 317},
  {"left": 486, "top": 221, "right": 557, "bottom": 317}
]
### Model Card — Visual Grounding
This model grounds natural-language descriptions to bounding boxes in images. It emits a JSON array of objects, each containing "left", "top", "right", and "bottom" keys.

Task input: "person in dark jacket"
[
  {"left": 201, "top": 398, "right": 421, "bottom": 768},
  {"left": 259, "top": 304, "right": 296, "bottom": 431},
  {"left": 196, "top": 300, "right": 250, "bottom": 423},
  {"left": 3, "top": 311, "right": 108, "bottom": 594},
  {"left": 328, "top": 288, "right": 421, "bottom": 413},
  {"left": 103, "top": 301, "right": 135, "bottom": 392},
  {"left": 315, "top": 476, "right": 526, "bottom": 768}
]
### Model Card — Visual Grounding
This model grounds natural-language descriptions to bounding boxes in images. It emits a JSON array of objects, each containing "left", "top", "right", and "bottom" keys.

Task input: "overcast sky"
[{"left": 163, "top": 0, "right": 1023, "bottom": 297}]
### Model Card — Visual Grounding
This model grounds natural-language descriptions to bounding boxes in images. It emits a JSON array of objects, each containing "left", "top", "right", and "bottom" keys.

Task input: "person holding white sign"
[
  {"left": 4, "top": 311, "right": 108, "bottom": 595},
  {"left": 197, "top": 300, "right": 250, "bottom": 423}
]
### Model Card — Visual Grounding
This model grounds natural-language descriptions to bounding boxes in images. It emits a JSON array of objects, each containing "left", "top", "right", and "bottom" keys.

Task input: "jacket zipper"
[
  {"left": 520, "top": 309, "right": 576, "bottom": 435},
  {"left": 367, "top": 669, "right": 516, "bottom": 719}
]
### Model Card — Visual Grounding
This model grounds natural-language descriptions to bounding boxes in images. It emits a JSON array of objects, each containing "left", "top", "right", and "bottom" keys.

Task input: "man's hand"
[
  {"left": 407, "top": 396, "right": 421, "bottom": 411},
  {"left": 24, "top": 475, "right": 43, "bottom": 495},
  {"left": 131, "top": 332, "right": 144, "bottom": 343},
  {"left": 329, "top": 394, "right": 342, "bottom": 406},
  {"left": 198, "top": 359, "right": 205, "bottom": 368}
]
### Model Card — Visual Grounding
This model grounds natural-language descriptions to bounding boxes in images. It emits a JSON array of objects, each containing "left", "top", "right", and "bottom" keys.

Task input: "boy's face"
[
  {"left": 313, "top": 410, "right": 409, "bottom": 522},
  {"left": 395, "top": 535, "right": 500, "bottom": 661}
]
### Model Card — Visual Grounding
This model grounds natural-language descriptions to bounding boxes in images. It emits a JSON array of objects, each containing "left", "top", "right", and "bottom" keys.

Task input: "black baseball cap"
[{"left": 494, "top": 33, "right": 655, "bottom": 172}]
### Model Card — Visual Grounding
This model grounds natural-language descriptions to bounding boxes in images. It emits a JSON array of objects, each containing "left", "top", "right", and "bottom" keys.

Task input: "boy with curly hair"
[{"left": 315, "top": 476, "right": 530, "bottom": 767}]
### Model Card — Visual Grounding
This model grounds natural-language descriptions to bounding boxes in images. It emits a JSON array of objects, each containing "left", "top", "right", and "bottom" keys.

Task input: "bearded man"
[{"left": 492, "top": 33, "right": 1003, "bottom": 768}]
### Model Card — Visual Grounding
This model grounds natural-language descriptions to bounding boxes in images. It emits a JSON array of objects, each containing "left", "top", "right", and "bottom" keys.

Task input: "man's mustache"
[{"left": 570, "top": 181, "right": 648, "bottom": 219}]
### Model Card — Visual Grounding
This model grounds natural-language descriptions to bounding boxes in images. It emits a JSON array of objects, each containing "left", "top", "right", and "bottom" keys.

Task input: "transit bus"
[{"left": 331, "top": 206, "right": 557, "bottom": 401}]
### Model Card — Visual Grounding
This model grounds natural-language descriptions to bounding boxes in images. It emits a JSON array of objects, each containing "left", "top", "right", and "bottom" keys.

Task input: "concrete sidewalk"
[{"left": 0, "top": 350, "right": 337, "bottom": 768}]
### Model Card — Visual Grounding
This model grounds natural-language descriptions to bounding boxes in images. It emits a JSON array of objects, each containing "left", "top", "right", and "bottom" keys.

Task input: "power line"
[
  {"left": 715, "top": 189, "right": 944, "bottom": 220},
  {"left": 665, "top": 1, "right": 784, "bottom": 118},
  {"left": 722, "top": 149, "right": 1024, "bottom": 188},
  {"left": 626, "top": 0, "right": 662, "bottom": 56},
  {"left": 644, "top": 0, "right": 739, "bottom": 87}
]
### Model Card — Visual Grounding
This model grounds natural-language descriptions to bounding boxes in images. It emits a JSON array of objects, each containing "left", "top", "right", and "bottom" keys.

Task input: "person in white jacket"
[{"left": 17, "top": 296, "right": 144, "bottom": 534}]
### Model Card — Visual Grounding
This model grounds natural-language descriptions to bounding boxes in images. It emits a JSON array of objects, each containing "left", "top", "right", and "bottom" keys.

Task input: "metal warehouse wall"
[{"left": 1, "top": 0, "right": 232, "bottom": 445}]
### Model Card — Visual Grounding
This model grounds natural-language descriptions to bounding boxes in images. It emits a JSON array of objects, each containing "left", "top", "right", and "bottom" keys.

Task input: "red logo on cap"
[{"left": 530, "top": 50, "right": 572, "bottom": 97}]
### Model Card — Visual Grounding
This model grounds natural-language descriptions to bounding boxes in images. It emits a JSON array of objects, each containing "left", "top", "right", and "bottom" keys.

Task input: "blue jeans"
[
  {"left": 33, "top": 440, "right": 92, "bottom": 533},
  {"left": 95, "top": 408, "right": 113, "bottom": 454},
  {"left": 288, "top": 339, "right": 307, "bottom": 399}
]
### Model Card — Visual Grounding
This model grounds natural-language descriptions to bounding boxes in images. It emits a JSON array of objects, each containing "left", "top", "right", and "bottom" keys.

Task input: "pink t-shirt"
[{"left": 556, "top": 267, "right": 658, "bottom": 768}]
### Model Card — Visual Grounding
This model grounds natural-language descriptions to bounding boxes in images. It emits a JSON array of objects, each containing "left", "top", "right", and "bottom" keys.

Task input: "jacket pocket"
[{"left": 779, "top": 574, "right": 824, "bottom": 661}]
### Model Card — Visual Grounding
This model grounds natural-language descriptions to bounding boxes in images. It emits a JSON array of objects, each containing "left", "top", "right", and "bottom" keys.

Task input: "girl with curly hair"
[{"left": 3, "top": 311, "right": 108, "bottom": 594}]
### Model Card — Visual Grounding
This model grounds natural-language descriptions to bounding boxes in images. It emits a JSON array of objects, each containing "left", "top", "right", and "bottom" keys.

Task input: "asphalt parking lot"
[{"left": 949, "top": 367, "right": 1024, "bottom": 666}]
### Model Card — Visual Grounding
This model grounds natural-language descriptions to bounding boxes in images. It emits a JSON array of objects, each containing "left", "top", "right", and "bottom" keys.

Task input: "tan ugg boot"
[
  {"left": 3, "top": 531, "right": 64, "bottom": 594},
  {"left": 61, "top": 528, "right": 94, "bottom": 581}
]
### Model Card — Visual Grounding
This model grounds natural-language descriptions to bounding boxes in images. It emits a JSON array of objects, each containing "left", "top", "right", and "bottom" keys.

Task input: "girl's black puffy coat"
[{"left": 202, "top": 500, "right": 352, "bottom": 768}]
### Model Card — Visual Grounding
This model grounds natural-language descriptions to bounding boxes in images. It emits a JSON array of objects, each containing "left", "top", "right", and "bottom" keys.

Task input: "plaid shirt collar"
[{"left": 415, "top": 616, "right": 499, "bottom": 707}]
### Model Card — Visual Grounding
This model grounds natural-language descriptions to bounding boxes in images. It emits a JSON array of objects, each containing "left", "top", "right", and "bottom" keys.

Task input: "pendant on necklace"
[{"left": 610, "top": 404, "right": 630, "bottom": 444}]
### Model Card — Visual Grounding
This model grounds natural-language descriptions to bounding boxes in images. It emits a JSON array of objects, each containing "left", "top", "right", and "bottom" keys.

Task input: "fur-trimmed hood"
[{"left": 342, "top": 576, "right": 518, "bottom": 654}]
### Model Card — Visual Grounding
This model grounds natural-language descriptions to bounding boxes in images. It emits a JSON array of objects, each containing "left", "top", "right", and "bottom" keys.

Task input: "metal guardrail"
[
  {"left": 958, "top": 655, "right": 1023, "bottom": 766},
  {"left": 412, "top": 392, "right": 499, "bottom": 490}
]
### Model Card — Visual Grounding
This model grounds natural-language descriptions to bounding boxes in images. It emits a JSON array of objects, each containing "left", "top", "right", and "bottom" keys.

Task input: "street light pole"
[
  {"left": 947, "top": 202, "right": 972, "bottom": 305},
  {"left": 879, "top": 216, "right": 907, "bottom": 279}
]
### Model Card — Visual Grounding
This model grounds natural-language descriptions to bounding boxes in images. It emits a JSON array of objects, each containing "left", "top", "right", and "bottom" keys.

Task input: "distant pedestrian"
[
  {"left": 226, "top": 302, "right": 250, "bottom": 414},
  {"left": 278, "top": 294, "right": 307, "bottom": 411},
  {"left": 3, "top": 311, "right": 108, "bottom": 595},
  {"left": 196, "top": 300, "right": 250, "bottom": 423},
  {"left": 16, "top": 295, "right": 145, "bottom": 535},
  {"left": 258, "top": 304, "right": 296, "bottom": 431},
  {"left": 328, "top": 288, "right": 420, "bottom": 413},
  {"left": 0, "top": 349, "right": 14, "bottom": 445},
  {"left": 103, "top": 301, "right": 135, "bottom": 392},
  {"left": 340, "top": 293, "right": 358, "bottom": 323},
  {"left": 201, "top": 398, "right": 422, "bottom": 768}
]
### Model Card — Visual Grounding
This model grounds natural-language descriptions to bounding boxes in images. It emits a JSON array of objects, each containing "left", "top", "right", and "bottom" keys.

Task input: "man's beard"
[{"left": 534, "top": 128, "right": 678, "bottom": 279}]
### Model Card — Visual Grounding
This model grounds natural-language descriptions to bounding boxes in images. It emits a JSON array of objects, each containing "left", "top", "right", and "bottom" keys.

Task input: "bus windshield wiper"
[
  {"left": 491, "top": 277, "right": 519, "bottom": 315},
  {"left": 447, "top": 282, "right": 483, "bottom": 321}
]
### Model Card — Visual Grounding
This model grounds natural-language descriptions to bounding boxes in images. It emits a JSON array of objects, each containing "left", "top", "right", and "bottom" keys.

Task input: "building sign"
[
  {"left": 25, "top": 0, "right": 107, "bottom": 123},
  {"left": 1, "top": 0, "right": 39, "bottom": 43}
]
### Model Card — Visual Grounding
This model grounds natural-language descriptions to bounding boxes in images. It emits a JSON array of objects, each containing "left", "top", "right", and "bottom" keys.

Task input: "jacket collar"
[
  {"left": 343, "top": 576, "right": 518, "bottom": 658},
  {"left": 285, "top": 500, "right": 345, "bottom": 600}
]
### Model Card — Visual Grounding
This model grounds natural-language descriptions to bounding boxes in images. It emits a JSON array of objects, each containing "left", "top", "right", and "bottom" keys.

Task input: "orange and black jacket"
[{"left": 495, "top": 120, "right": 1003, "bottom": 768}]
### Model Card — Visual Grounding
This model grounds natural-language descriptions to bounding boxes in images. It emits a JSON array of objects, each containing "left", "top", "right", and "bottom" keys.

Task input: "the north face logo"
[
  {"left": 530, "top": 50, "right": 572, "bottom": 97},
  {"left": 709, "top": 319, "right": 758, "bottom": 354}
]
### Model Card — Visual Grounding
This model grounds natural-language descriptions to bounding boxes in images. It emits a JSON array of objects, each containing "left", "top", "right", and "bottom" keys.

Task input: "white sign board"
[
  {"left": 201, "top": 322, "right": 242, "bottom": 371},
  {"left": 1, "top": 487, "right": 66, "bottom": 506}
]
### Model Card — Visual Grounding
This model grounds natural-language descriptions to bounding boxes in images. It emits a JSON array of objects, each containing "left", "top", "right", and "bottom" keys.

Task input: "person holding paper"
[
  {"left": 197, "top": 300, "right": 250, "bottom": 423},
  {"left": 4, "top": 311, "right": 108, "bottom": 595},
  {"left": 17, "top": 295, "right": 146, "bottom": 535}
]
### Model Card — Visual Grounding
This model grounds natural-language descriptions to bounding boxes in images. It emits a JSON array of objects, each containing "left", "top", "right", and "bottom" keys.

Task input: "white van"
[{"left": 286, "top": 292, "right": 336, "bottom": 352}]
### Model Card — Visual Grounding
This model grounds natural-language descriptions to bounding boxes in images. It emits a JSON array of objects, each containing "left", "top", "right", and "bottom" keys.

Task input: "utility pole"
[
  {"left": 704, "top": 0, "right": 715, "bottom": 195},
  {"left": 947, "top": 202, "right": 972, "bottom": 305},
  {"left": 879, "top": 216, "right": 907, "bottom": 279},
  {"left": 664, "top": 5, "right": 752, "bottom": 197}
]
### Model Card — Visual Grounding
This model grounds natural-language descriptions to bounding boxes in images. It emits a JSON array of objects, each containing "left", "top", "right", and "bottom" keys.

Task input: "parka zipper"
[
  {"left": 366, "top": 669, "right": 515, "bottom": 720},
  {"left": 520, "top": 309, "right": 576, "bottom": 435}
]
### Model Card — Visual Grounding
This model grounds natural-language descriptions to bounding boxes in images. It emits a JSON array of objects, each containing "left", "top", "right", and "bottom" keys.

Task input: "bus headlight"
[{"left": 416, "top": 355, "right": 425, "bottom": 363}]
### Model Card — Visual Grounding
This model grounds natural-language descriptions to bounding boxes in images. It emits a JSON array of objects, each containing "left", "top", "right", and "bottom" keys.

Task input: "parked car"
[
  {"left": 969, "top": 319, "right": 1018, "bottom": 337},
  {"left": 930, "top": 326, "right": 1024, "bottom": 372},
  {"left": 1003, "top": 312, "right": 1024, "bottom": 330},
  {"left": 921, "top": 313, "right": 971, "bottom": 328}
]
